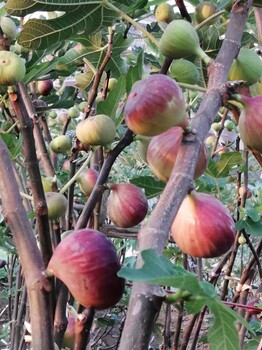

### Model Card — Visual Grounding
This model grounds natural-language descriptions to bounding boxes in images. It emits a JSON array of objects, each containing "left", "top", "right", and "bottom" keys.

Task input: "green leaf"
[
  {"left": 18, "top": 5, "right": 118, "bottom": 49},
  {"left": 126, "top": 50, "right": 144, "bottom": 94},
  {"left": 236, "top": 218, "right": 262, "bottom": 236},
  {"left": 0, "top": 134, "right": 22, "bottom": 159},
  {"left": 130, "top": 176, "right": 165, "bottom": 198},
  {"left": 5, "top": 0, "right": 72, "bottom": 16},
  {"left": 97, "top": 75, "right": 126, "bottom": 125},
  {"left": 205, "top": 152, "right": 243, "bottom": 178},
  {"left": 245, "top": 208, "right": 261, "bottom": 223}
]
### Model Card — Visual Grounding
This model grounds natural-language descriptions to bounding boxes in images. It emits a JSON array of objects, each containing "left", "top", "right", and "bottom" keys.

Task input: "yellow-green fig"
[
  {"left": 0, "top": 16, "right": 17, "bottom": 41},
  {"left": 46, "top": 192, "right": 68, "bottom": 220},
  {"left": 76, "top": 114, "right": 116, "bottom": 146},
  {"left": 0, "top": 51, "right": 26, "bottom": 86},
  {"left": 195, "top": 2, "right": 218, "bottom": 25},
  {"left": 50, "top": 135, "right": 72, "bottom": 154},
  {"left": 155, "top": 3, "right": 175, "bottom": 24}
]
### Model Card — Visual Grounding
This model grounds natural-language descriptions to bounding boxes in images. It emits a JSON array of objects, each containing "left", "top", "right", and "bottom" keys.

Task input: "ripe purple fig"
[
  {"left": 147, "top": 127, "right": 207, "bottom": 182},
  {"left": 47, "top": 229, "right": 125, "bottom": 310},
  {"left": 238, "top": 95, "right": 262, "bottom": 153},
  {"left": 0, "top": 259, "right": 6, "bottom": 268},
  {"left": 76, "top": 168, "right": 99, "bottom": 196},
  {"left": 124, "top": 74, "right": 187, "bottom": 136},
  {"left": 107, "top": 183, "right": 148, "bottom": 228},
  {"left": 37, "top": 79, "right": 53, "bottom": 96},
  {"left": 171, "top": 191, "right": 236, "bottom": 258}
]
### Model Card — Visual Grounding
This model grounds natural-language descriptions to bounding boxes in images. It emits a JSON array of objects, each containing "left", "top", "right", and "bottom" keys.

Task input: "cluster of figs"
[{"left": 2, "top": 5, "right": 262, "bottom": 347}]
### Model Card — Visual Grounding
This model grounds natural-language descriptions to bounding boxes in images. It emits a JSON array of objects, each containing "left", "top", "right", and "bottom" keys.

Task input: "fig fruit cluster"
[{"left": 48, "top": 229, "right": 125, "bottom": 309}]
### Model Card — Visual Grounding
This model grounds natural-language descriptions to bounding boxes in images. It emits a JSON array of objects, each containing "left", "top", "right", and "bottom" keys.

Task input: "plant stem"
[{"left": 103, "top": 0, "right": 159, "bottom": 46}]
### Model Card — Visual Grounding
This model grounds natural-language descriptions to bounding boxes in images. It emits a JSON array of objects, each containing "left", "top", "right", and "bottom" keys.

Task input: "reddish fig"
[
  {"left": 47, "top": 229, "right": 125, "bottom": 309},
  {"left": 171, "top": 191, "right": 235, "bottom": 258},
  {"left": 147, "top": 127, "right": 207, "bottom": 182},
  {"left": 124, "top": 74, "right": 187, "bottom": 136},
  {"left": 107, "top": 183, "right": 148, "bottom": 228},
  {"left": 76, "top": 114, "right": 116, "bottom": 146},
  {"left": 76, "top": 168, "right": 99, "bottom": 196},
  {"left": 37, "top": 79, "right": 53, "bottom": 96},
  {"left": 237, "top": 95, "right": 262, "bottom": 153}
]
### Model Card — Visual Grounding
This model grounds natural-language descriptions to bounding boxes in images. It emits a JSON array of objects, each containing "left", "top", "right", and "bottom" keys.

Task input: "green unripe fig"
[
  {"left": 108, "top": 78, "right": 117, "bottom": 91},
  {"left": 205, "top": 135, "right": 216, "bottom": 147},
  {"left": 50, "top": 135, "right": 72, "bottom": 154},
  {"left": 155, "top": 3, "right": 175, "bottom": 24},
  {"left": 211, "top": 122, "right": 221, "bottom": 132},
  {"left": 136, "top": 136, "right": 152, "bottom": 163},
  {"left": 195, "top": 2, "right": 218, "bottom": 25},
  {"left": 41, "top": 176, "right": 62, "bottom": 192},
  {"left": 238, "top": 234, "right": 246, "bottom": 244},
  {"left": 46, "top": 192, "right": 68, "bottom": 220},
  {"left": 0, "top": 51, "right": 26, "bottom": 86},
  {"left": 228, "top": 48, "right": 262, "bottom": 86},
  {"left": 0, "top": 16, "right": 17, "bottom": 41},
  {"left": 169, "top": 59, "right": 199, "bottom": 84},
  {"left": 158, "top": 20, "right": 211, "bottom": 64},
  {"left": 225, "top": 120, "right": 235, "bottom": 132},
  {"left": 76, "top": 114, "right": 116, "bottom": 146},
  {"left": 78, "top": 101, "right": 88, "bottom": 112},
  {"left": 68, "top": 106, "right": 80, "bottom": 119},
  {"left": 49, "top": 110, "right": 57, "bottom": 119}
]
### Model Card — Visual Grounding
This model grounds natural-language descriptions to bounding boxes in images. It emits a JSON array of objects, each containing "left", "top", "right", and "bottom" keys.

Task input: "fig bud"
[
  {"left": 124, "top": 74, "right": 186, "bottom": 136},
  {"left": 147, "top": 127, "right": 207, "bottom": 182},
  {"left": 237, "top": 95, "right": 262, "bottom": 153},
  {"left": 107, "top": 183, "right": 148, "bottom": 228},
  {"left": 76, "top": 114, "right": 116, "bottom": 146},
  {"left": 47, "top": 229, "right": 125, "bottom": 309},
  {"left": 0, "top": 51, "right": 26, "bottom": 86},
  {"left": 171, "top": 191, "right": 236, "bottom": 258}
]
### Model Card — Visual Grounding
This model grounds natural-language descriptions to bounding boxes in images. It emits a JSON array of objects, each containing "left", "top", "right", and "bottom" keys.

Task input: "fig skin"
[
  {"left": 238, "top": 95, "right": 262, "bottom": 153},
  {"left": 147, "top": 127, "right": 207, "bottom": 182},
  {"left": 171, "top": 192, "right": 236, "bottom": 258},
  {"left": 107, "top": 183, "right": 148, "bottom": 228},
  {"left": 124, "top": 74, "right": 186, "bottom": 136},
  {"left": 0, "top": 51, "right": 26, "bottom": 86},
  {"left": 48, "top": 229, "right": 125, "bottom": 310},
  {"left": 76, "top": 114, "right": 116, "bottom": 146}
]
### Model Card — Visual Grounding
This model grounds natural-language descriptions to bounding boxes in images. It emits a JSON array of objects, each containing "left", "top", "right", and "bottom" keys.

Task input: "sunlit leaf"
[{"left": 130, "top": 176, "right": 165, "bottom": 198}]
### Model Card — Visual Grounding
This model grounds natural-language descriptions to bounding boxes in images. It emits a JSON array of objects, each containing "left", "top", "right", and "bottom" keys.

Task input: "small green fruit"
[
  {"left": 228, "top": 48, "right": 262, "bottom": 86},
  {"left": 108, "top": 78, "right": 117, "bottom": 91},
  {"left": 205, "top": 135, "right": 216, "bottom": 147},
  {"left": 49, "top": 110, "right": 57, "bottom": 119},
  {"left": 78, "top": 101, "right": 88, "bottom": 112},
  {"left": 0, "top": 51, "right": 26, "bottom": 86},
  {"left": 68, "top": 106, "right": 80, "bottom": 119},
  {"left": 211, "top": 122, "right": 221, "bottom": 132},
  {"left": 46, "top": 192, "right": 68, "bottom": 220},
  {"left": 195, "top": 2, "right": 218, "bottom": 25},
  {"left": 41, "top": 176, "right": 62, "bottom": 192},
  {"left": 0, "top": 16, "right": 17, "bottom": 41},
  {"left": 225, "top": 120, "right": 235, "bottom": 132},
  {"left": 169, "top": 59, "right": 199, "bottom": 84},
  {"left": 238, "top": 234, "right": 246, "bottom": 245},
  {"left": 50, "top": 135, "right": 72, "bottom": 154},
  {"left": 158, "top": 20, "right": 211, "bottom": 64},
  {"left": 155, "top": 3, "right": 175, "bottom": 24},
  {"left": 76, "top": 114, "right": 116, "bottom": 146}
]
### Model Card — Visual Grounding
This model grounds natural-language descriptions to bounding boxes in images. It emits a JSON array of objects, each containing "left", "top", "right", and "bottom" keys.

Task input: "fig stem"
[
  {"left": 195, "top": 9, "right": 226, "bottom": 30},
  {"left": 59, "top": 151, "right": 94, "bottom": 195},
  {"left": 195, "top": 46, "right": 212, "bottom": 65},
  {"left": 178, "top": 82, "right": 206, "bottom": 93},
  {"left": 103, "top": 0, "right": 159, "bottom": 46}
]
